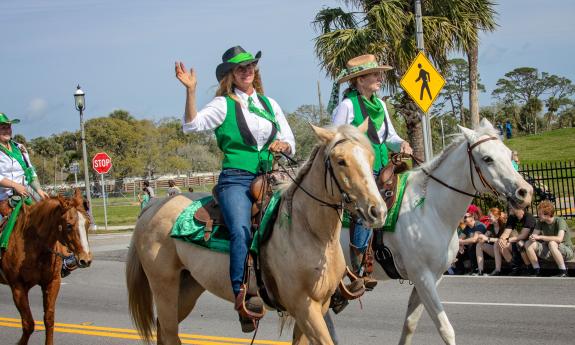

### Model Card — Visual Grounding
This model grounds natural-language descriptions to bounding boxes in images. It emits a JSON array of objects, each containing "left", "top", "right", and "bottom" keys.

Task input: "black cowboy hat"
[{"left": 215, "top": 46, "right": 261, "bottom": 82}]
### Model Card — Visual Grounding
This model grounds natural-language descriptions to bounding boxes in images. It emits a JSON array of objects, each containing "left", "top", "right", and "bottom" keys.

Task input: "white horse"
[{"left": 341, "top": 119, "right": 533, "bottom": 345}]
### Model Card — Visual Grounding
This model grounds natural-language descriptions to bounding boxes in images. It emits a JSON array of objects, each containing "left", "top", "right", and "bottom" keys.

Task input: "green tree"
[
  {"left": 492, "top": 67, "right": 573, "bottom": 134},
  {"left": 439, "top": 58, "right": 485, "bottom": 127},
  {"left": 313, "top": 0, "right": 496, "bottom": 160}
]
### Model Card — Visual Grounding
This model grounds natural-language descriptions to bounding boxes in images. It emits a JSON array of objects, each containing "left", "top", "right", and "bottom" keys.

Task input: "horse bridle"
[
  {"left": 279, "top": 138, "right": 360, "bottom": 212},
  {"left": 417, "top": 136, "right": 501, "bottom": 198},
  {"left": 47, "top": 209, "right": 84, "bottom": 260}
]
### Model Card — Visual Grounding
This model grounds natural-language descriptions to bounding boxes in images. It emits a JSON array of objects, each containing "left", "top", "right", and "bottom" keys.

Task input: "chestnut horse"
[
  {"left": 0, "top": 189, "right": 92, "bottom": 345},
  {"left": 126, "top": 124, "right": 387, "bottom": 345}
]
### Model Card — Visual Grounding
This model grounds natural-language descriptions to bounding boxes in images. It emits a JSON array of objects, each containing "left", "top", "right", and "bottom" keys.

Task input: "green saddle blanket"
[
  {"left": 381, "top": 172, "right": 410, "bottom": 232},
  {"left": 170, "top": 192, "right": 282, "bottom": 256}
]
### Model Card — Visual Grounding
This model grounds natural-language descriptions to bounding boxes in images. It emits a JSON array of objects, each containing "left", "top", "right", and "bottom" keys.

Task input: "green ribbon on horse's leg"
[{"left": 0, "top": 197, "right": 32, "bottom": 249}]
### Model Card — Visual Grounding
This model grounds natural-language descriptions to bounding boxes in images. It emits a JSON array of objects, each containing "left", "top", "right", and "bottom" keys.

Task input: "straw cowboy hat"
[
  {"left": 215, "top": 46, "right": 261, "bottom": 82},
  {"left": 337, "top": 54, "right": 392, "bottom": 84}
]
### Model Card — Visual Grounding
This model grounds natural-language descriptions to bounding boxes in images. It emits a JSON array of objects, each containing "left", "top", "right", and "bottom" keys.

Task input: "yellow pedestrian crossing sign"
[{"left": 400, "top": 52, "right": 445, "bottom": 113}]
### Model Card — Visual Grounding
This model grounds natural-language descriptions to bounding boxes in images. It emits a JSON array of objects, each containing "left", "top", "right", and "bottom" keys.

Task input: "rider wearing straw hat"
[
  {"left": 175, "top": 46, "right": 295, "bottom": 332},
  {"left": 330, "top": 54, "right": 412, "bottom": 289}
]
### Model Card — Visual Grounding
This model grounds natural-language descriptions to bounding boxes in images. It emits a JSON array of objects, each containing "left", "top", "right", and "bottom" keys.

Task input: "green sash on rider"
[
  {"left": 0, "top": 196, "right": 32, "bottom": 249},
  {"left": 0, "top": 141, "right": 36, "bottom": 249},
  {"left": 0, "top": 141, "right": 35, "bottom": 185}
]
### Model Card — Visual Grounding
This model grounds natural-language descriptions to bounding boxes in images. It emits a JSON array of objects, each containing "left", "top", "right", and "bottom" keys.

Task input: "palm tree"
[
  {"left": 313, "top": 0, "right": 497, "bottom": 158},
  {"left": 433, "top": 0, "right": 497, "bottom": 127},
  {"left": 314, "top": 0, "right": 455, "bottom": 160}
]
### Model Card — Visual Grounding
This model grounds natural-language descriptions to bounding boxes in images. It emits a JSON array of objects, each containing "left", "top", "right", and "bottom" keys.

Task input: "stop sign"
[{"left": 92, "top": 152, "right": 112, "bottom": 174}]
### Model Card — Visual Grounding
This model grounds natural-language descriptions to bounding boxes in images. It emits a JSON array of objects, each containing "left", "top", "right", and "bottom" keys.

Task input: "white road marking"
[{"left": 443, "top": 301, "right": 575, "bottom": 309}]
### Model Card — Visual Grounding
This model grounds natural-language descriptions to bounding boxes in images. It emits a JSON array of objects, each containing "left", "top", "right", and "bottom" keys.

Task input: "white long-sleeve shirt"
[
  {"left": 0, "top": 142, "right": 36, "bottom": 200},
  {"left": 182, "top": 89, "right": 296, "bottom": 155},
  {"left": 331, "top": 98, "right": 404, "bottom": 152}
]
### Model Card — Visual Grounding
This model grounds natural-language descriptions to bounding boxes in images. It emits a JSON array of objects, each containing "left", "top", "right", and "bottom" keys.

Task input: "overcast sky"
[{"left": 1, "top": 0, "right": 573, "bottom": 139}]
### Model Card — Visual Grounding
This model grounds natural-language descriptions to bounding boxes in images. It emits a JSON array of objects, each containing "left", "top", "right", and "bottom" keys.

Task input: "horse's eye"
[
  {"left": 66, "top": 224, "right": 73, "bottom": 232},
  {"left": 337, "top": 159, "right": 347, "bottom": 167},
  {"left": 482, "top": 156, "right": 493, "bottom": 164}
]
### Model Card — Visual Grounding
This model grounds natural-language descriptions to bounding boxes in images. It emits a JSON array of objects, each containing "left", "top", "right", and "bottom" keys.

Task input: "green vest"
[
  {"left": 348, "top": 94, "right": 389, "bottom": 172},
  {"left": 214, "top": 95, "right": 278, "bottom": 174}
]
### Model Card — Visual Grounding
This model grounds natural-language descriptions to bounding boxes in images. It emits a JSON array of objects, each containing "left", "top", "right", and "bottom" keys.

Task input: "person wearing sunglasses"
[
  {"left": 456, "top": 212, "right": 487, "bottom": 274},
  {"left": 176, "top": 46, "right": 295, "bottom": 332}
]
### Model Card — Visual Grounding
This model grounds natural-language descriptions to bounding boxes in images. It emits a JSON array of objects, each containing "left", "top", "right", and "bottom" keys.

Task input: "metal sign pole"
[
  {"left": 415, "top": 0, "right": 433, "bottom": 161},
  {"left": 101, "top": 173, "right": 108, "bottom": 230}
]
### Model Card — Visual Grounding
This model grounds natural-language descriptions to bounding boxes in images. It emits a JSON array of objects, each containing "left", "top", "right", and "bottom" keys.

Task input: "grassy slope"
[{"left": 505, "top": 128, "right": 575, "bottom": 164}]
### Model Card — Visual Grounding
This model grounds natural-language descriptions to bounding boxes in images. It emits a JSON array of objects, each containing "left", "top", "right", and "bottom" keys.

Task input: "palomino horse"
[
  {"left": 340, "top": 119, "right": 533, "bottom": 345},
  {"left": 126, "top": 124, "right": 387, "bottom": 345},
  {"left": 0, "top": 189, "right": 92, "bottom": 345}
]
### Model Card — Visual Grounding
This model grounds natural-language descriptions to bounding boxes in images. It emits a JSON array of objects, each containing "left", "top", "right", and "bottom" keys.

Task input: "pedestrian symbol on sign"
[{"left": 416, "top": 64, "right": 431, "bottom": 101}]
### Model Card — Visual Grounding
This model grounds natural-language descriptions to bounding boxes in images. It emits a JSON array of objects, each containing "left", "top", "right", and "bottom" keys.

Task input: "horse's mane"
[
  {"left": 281, "top": 125, "right": 372, "bottom": 212},
  {"left": 29, "top": 198, "right": 66, "bottom": 229},
  {"left": 412, "top": 123, "right": 500, "bottom": 191}
]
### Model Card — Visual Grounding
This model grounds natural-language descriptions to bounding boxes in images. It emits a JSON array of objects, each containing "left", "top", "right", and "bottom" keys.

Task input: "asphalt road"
[{"left": 1, "top": 232, "right": 575, "bottom": 345}]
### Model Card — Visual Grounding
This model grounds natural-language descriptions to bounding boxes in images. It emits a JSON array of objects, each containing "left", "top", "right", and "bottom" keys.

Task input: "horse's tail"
[{"left": 126, "top": 242, "right": 155, "bottom": 343}]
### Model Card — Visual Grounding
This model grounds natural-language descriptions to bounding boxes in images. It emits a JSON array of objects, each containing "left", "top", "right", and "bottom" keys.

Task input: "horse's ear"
[
  {"left": 310, "top": 123, "right": 335, "bottom": 144},
  {"left": 57, "top": 195, "right": 69, "bottom": 208},
  {"left": 458, "top": 125, "right": 477, "bottom": 142},
  {"left": 479, "top": 118, "right": 493, "bottom": 130},
  {"left": 357, "top": 118, "right": 369, "bottom": 134},
  {"left": 73, "top": 188, "right": 83, "bottom": 206}
]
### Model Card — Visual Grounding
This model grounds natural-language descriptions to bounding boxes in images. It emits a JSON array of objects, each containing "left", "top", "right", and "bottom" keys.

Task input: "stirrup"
[
  {"left": 235, "top": 284, "right": 265, "bottom": 321},
  {"left": 362, "top": 275, "right": 378, "bottom": 291},
  {"left": 338, "top": 266, "right": 365, "bottom": 300}
]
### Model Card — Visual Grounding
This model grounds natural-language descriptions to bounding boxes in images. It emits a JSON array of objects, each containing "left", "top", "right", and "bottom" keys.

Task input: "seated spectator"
[
  {"left": 455, "top": 211, "right": 487, "bottom": 275},
  {"left": 167, "top": 179, "right": 181, "bottom": 197},
  {"left": 476, "top": 208, "right": 507, "bottom": 276},
  {"left": 497, "top": 204, "right": 536, "bottom": 275},
  {"left": 468, "top": 204, "right": 490, "bottom": 227},
  {"left": 524, "top": 200, "right": 573, "bottom": 277}
]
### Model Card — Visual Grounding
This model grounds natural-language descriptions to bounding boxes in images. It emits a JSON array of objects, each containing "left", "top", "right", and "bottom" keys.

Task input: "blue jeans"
[
  {"left": 215, "top": 169, "right": 257, "bottom": 296},
  {"left": 350, "top": 171, "right": 379, "bottom": 253},
  {"left": 351, "top": 219, "right": 372, "bottom": 253}
]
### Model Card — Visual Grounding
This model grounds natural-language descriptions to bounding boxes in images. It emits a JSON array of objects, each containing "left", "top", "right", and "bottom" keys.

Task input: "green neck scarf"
[
  {"left": 0, "top": 141, "right": 35, "bottom": 184},
  {"left": 349, "top": 90, "right": 385, "bottom": 131},
  {"left": 248, "top": 96, "right": 280, "bottom": 131}
]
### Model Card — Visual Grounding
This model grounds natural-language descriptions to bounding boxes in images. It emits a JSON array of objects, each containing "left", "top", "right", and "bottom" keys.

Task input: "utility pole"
[
  {"left": 317, "top": 80, "right": 324, "bottom": 124},
  {"left": 415, "top": 0, "right": 433, "bottom": 161}
]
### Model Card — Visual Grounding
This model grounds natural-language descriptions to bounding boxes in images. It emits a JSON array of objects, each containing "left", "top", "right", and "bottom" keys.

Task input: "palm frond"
[
  {"left": 313, "top": 7, "right": 357, "bottom": 34},
  {"left": 314, "top": 28, "right": 376, "bottom": 78}
]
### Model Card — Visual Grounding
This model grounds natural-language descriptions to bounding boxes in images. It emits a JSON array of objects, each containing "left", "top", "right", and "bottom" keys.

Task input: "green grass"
[
  {"left": 506, "top": 128, "right": 575, "bottom": 164},
  {"left": 90, "top": 184, "right": 216, "bottom": 226}
]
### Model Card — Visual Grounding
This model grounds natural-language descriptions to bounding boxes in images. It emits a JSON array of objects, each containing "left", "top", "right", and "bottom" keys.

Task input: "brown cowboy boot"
[
  {"left": 234, "top": 287, "right": 264, "bottom": 333},
  {"left": 362, "top": 246, "right": 378, "bottom": 290},
  {"left": 350, "top": 245, "right": 378, "bottom": 290}
]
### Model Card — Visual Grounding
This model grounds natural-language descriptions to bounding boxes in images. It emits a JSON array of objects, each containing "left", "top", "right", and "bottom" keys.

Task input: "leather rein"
[
  {"left": 415, "top": 136, "right": 501, "bottom": 198},
  {"left": 278, "top": 138, "right": 358, "bottom": 212}
]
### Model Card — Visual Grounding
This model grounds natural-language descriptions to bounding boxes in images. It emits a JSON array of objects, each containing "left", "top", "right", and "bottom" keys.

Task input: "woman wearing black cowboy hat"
[{"left": 175, "top": 46, "right": 295, "bottom": 331}]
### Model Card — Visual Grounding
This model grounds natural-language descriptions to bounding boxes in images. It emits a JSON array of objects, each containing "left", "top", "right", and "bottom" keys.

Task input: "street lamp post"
[{"left": 74, "top": 85, "right": 92, "bottom": 209}]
